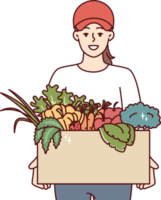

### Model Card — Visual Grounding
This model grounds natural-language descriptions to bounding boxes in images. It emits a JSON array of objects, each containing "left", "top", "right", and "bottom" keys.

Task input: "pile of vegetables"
[
  {"left": 0, "top": 85, "right": 111, "bottom": 153},
  {"left": 0, "top": 85, "right": 160, "bottom": 154},
  {"left": 31, "top": 85, "right": 109, "bottom": 131}
]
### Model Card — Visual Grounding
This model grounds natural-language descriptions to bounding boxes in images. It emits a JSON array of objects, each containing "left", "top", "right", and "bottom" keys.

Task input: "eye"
[
  {"left": 83, "top": 33, "right": 89, "bottom": 37},
  {"left": 98, "top": 33, "right": 103, "bottom": 37}
]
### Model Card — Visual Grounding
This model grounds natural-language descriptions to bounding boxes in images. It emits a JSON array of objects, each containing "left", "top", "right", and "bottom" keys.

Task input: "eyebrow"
[{"left": 84, "top": 27, "right": 90, "bottom": 29}]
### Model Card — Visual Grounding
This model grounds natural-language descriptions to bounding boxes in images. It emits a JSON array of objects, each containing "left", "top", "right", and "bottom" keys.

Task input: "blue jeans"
[{"left": 55, "top": 184, "right": 132, "bottom": 200}]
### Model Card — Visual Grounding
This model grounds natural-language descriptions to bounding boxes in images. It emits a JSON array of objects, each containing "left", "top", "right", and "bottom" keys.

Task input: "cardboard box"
[{"left": 38, "top": 131, "right": 150, "bottom": 184}]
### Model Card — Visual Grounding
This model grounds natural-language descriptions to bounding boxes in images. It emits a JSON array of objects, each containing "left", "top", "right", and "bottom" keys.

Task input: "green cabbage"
[{"left": 99, "top": 123, "right": 135, "bottom": 152}]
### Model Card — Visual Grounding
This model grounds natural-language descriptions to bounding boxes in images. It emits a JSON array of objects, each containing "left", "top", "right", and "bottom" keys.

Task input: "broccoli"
[{"left": 120, "top": 102, "right": 160, "bottom": 130}]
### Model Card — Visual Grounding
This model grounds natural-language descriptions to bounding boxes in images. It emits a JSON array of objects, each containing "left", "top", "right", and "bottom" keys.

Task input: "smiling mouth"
[{"left": 88, "top": 45, "right": 99, "bottom": 50}]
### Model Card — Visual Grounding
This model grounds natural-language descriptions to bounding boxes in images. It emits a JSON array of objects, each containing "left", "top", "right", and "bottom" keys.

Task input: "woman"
[
  {"left": 29, "top": 1, "right": 159, "bottom": 200},
  {"left": 49, "top": 1, "right": 140, "bottom": 109}
]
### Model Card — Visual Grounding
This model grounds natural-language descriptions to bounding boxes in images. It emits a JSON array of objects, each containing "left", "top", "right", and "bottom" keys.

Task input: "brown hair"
[{"left": 74, "top": 27, "right": 115, "bottom": 65}]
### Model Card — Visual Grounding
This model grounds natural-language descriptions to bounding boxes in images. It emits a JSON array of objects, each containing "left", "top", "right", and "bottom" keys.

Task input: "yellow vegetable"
[
  {"left": 42, "top": 112, "right": 45, "bottom": 119},
  {"left": 60, "top": 105, "right": 66, "bottom": 116},
  {"left": 42, "top": 109, "right": 53, "bottom": 119},
  {"left": 42, "top": 104, "right": 84, "bottom": 130},
  {"left": 75, "top": 111, "right": 82, "bottom": 121},
  {"left": 72, "top": 113, "right": 78, "bottom": 122},
  {"left": 63, "top": 113, "right": 74, "bottom": 122},
  {"left": 80, "top": 113, "right": 84, "bottom": 124},
  {"left": 51, "top": 105, "right": 62, "bottom": 118},
  {"left": 66, "top": 106, "right": 75, "bottom": 113},
  {"left": 57, "top": 118, "right": 67, "bottom": 130},
  {"left": 63, "top": 105, "right": 83, "bottom": 122},
  {"left": 58, "top": 113, "right": 76, "bottom": 130},
  {"left": 42, "top": 105, "right": 62, "bottom": 119}
]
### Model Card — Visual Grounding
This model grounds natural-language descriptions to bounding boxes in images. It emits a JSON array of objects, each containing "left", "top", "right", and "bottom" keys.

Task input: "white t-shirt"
[{"left": 49, "top": 64, "right": 141, "bottom": 109}]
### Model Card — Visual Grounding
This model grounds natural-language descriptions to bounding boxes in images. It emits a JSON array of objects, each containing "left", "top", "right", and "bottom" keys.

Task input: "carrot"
[
  {"left": 79, "top": 104, "right": 88, "bottom": 130},
  {"left": 87, "top": 104, "right": 98, "bottom": 130},
  {"left": 81, "top": 114, "right": 88, "bottom": 130},
  {"left": 95, "top": 109, "right": 104, "bottom": 119},
  {"left": 88, "top": 113, "right": 94, "bottom": 130},
  {"left": 95, "top": 100, "right": 111, "bottom": 119}
]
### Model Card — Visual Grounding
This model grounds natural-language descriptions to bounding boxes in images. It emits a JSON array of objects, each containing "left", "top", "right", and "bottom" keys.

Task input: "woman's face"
[{"left": 73, "top": 23, "right": 114, "bottom": 58}]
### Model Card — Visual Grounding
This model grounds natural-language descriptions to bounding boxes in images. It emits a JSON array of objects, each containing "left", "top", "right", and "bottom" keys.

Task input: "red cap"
[{"left": 73, "top": 1, "right": 114, "bottom": 31}]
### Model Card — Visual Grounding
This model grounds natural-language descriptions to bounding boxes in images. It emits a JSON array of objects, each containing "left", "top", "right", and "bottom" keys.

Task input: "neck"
[{"left": 78, "top": 53, "right": 108, "bottom": 72}]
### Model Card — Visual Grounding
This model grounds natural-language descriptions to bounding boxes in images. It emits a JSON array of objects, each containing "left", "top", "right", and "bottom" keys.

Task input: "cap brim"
[{"left": 76, "top": 19, "right": 112, "bottom": 31}]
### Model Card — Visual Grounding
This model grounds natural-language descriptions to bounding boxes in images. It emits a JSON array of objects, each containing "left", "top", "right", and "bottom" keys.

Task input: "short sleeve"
[{"left": 120, "top": 69, "right": 141, "bottom": 109}]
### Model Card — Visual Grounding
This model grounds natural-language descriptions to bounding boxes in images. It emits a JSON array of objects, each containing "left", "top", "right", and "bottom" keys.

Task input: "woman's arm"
[
  {"left": 137, "top": 157, "right": 159, "bottom": 189},
  {"left": 29, "top": 158, "right": 51, "bottom": 190},
  {"left": 28, "top": 157, "right": 37, "bottom": 169},
  {"left": 120, "top": 67, "right": 159, "bottom": 189}
]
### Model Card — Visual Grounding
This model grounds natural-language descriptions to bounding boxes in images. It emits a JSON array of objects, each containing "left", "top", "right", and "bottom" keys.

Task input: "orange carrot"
[
  {"left": 81, "top": 114, "right": 88, "bottom": 130},
  {"left": 88, "top": 113, "right": 94, "bottom": 130},
  {"left": 87, "top": 104, "right": 97, "bottom": 130},
  {"left": 79, "top": 104, "right": 88, "bottom": 130},
  {"left": 95, "top": 109, "right": 104, "bottom": 119},
  {"left": 95, "top": 100, "right": 111, "bottom": 119}
]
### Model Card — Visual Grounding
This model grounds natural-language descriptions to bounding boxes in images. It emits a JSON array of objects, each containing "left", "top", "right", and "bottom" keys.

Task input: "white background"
[{"left": 0, "top": 1, "right": 161, "bottom": 200}]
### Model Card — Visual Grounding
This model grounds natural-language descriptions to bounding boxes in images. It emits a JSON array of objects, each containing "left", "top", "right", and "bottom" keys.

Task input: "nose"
[{"left": 92, "top": 33, "right": 95, "bottom": 42}]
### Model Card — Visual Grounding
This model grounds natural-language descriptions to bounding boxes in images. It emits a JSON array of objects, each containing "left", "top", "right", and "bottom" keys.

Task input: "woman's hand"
[
  {"left": 28, "top": 157, "right": 51, "bottom": 190},
  {"left": 136, "top": 157, "right": 159, "bottom": 189}
]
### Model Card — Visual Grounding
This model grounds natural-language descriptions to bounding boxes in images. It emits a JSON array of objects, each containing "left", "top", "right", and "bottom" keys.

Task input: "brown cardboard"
[{"left": 38, "top": 131, "right": 150, "bottom": 184}]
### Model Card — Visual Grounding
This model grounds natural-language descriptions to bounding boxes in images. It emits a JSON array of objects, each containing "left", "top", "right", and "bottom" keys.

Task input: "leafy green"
[
  {"left": 34, "top": 118, "right": 63, "bottom": 153},
  {"left": 85, "top": 109, "right": 90, "bottom": 115},
  {"left": 99, "top": 127, "right": 127, "bottom": 152},
  {"left": 9, "top": 89, "right": 39, "bottom": 121},
  {"left": 31, "top": 85, "right": 74, "bottom": 112},
  {"left": 44, "top": 99, "right": 52, "bottom": 109},
  {"left": 73, "top": 95, "right": 88, "bottom": 109},
  {"left": 30, "top": 96, "right": 47, "bottom": 113},
  {"left": 7, "top": 96, "right": 38, "bottom": 123},
  {"left": 34, "top": 129, "right": 45, "bottom": 144},
  {"left": 89, "top": 99, "right": 101, "bottom": 108},
  {"left": 59, "top": 88, "right": 73, "bottom": 105},
  {"left": 89, "top": 99, "right": 94, "bottom": 106},
  {"left": 127, "top": 124, "right": 135, "bottom": 145},
  {"left": 42, "top": 127, "right": 59, "bottom": 153},
  {"left": 36, "top": 118, "right": 63, "bottom": 130},
  {"left": 103, "top": 124, "right": 130, "bottom": 143},
  {"left": 99, "top": 123, "right": 135, "bottom": 152},
  {"left": 86, "top": 99, "right": 101, "bottom": 115},
  {"left": 11, "top": 117, "right": 33, "bottom": 134},
  {"left": 42, "top": 84, "right": 62, "bottom": 106},
  {"left": 53, "top": 131, "right": 61, "bottom": 148},
  {"left": 0, "top": 90, "right": 40, "bottom": 134}
]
